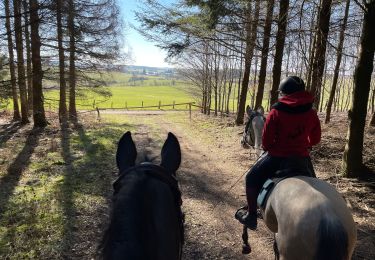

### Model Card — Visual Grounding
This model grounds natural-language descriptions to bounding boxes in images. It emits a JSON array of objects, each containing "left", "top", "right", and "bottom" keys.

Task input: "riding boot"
[
  {"left": 245, "top": 187, "right": 258, "bottom": 228},
  {"left": 235, "top": 187, "right": 258, "bottom": 230}
]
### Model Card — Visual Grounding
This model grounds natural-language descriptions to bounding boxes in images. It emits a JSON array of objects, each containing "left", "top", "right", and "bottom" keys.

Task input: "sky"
[{"left": 118, "top": 0, "right": 175, "bottom": 68}]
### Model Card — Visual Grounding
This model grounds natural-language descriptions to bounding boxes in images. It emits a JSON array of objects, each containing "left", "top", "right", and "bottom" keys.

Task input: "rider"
[{"left": 237, "top": 76, "right": 321, "bottom": 230}]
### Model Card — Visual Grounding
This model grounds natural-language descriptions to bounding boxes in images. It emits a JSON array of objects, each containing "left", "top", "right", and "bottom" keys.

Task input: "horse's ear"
[
  {"left": 160, "top": 132, "right": 181, "bottom": 174},
  {"left": 257, "top": 105, "right": 265, "bottom": 115},
  {"left": 246, "top": 105, "right": 252, "bottom": 116},
  {"left": 116, "top": 131, "right": 137, "bottom": 172}
]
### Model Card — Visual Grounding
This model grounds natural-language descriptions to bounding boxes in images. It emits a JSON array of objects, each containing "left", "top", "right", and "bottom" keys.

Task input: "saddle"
[{"left": 257, "top": 157, "right": 315, "bottom": 210}]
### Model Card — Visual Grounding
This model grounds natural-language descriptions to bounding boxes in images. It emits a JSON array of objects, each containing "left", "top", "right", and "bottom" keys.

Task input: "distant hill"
[{"left": 118, "top": 65, "right": 175, "bottom": 77}]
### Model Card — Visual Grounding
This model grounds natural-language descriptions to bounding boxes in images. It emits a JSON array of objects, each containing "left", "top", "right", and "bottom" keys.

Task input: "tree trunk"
[
  {"left": 310, "top": 0, "right": 332, "bottom": 108},
  {"left": 325, "top": 0, "right": 350, "bottom": 123},
  {"left": 235, "top": 0, "right": 260, "bottom": 125},
  {"left": 23, "top": 0, "right": 33, "bottom": 113},
  {"left": 68, "top": 0, "right": 77, "bottom": 121},
  {"left": 13, "top": 0, "right": 29, "bottom": 124},
  {"left": 342, "top": 1, "right": 375, "bottom": 177},
  {"left": 306, "top": 8, "right": 317, "bottom": 91},
  {"left": 226, "top": 65, "right": 234, "bottom": 114},
  {"left": 203, "top": 44, "right": 209, "bottom": 114},
  {"left": 320, "top": 66, "right": 328, "bottom": 112},
  {"left": 255, "top": 0, "right": 274, "bottom": 110},
  {"left": 269, "top": 0, "right": 289, "bottom": 106},
  {"left": 237, "top": 44, "right": 243, "bottom": 113},
  {"left": 30, "top": 0, "right": 47, "bottom": 127},
  {"left": 285, "top": 42, "right": 291, "bottom": 77},
  {"left": 251, "top": 52, "right": 258, "bottom": 109},
  {"left": 4, "top": 0, "right": 21, "bottom": 120},
  {"left": 56, "top": 0, "right": 68, "bottom": 124},
  {"left": 213, "top": 50, "right": 218, "bottom": 116},
  {"left": 370, "top": 111, "right": 375, "bottom": 126},
  {"left": 370, "top": 80, "right": 375, "bottom": 114}
]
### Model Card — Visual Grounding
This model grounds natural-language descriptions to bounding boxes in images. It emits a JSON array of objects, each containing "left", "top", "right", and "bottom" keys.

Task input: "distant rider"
[{"left": 237, "top": 76, "right": 321, "bottom": 230}]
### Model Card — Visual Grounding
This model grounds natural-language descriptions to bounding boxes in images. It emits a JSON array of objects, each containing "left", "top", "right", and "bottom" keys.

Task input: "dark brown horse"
[{"left": 100, "top": 131, "right": 184, "bottom": 260}]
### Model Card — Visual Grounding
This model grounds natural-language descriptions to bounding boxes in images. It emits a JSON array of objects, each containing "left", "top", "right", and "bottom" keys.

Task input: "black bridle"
[{"left": 113, "top": 162, "right": 185, "bottom": 257}]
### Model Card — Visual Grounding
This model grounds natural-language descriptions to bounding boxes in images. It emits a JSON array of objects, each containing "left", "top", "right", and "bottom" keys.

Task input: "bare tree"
[
  {"left": 255, "top": 0, "right": 274, "bottom": 110},
  {"left": 22, "top": 0, "right": 33, "bottom": 112},
  {"left": 310, "top": 0, "right": 332, "bottom": 108},
  {"left": 13, "top": 0, "right": 29, "bottom": 123},
  {"left": 269, "top": 0, "right": 289, "bottom": 106},
  {"left": 235, "top": 0, "right": 260, "bottom": 125},
  {"left": 342, "top": 0, "right": 375, "bottom": 177},
  {"left": 325, "top": 0, "right": 350, "bottom": 123},
  {"left": 4, "top": 0, "right": 21, "bottom": 120}
]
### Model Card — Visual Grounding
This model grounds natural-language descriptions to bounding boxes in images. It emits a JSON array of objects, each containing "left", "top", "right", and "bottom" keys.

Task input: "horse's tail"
[{"left": 315, "top": 216, "right": 349, "bottom": 260}]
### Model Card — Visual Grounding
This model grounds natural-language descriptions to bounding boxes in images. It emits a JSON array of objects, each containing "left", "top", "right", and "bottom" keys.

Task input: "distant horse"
[
  {"left": 100, "top": 131, "right": 184, "bottom": 260},
  {"left": 238, "top": 161, "right": 357, "bottom": 260},
  {"left": 241, "top": 105, "right": 265, "bottom": 156}
]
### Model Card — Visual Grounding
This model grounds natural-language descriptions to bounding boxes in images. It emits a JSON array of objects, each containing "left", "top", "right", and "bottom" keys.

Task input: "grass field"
[
  {"left": 44, "top": 85, "right": 196, "bottom": 110},
  {"left": 41, "top": 71, "right": 200, "bottom": 110}
]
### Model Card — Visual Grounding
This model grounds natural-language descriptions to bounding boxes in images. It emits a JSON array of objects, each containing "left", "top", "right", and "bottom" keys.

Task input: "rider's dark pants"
[
  {"left": 246, "top": 155, "right": 284, "bottom": 190},
  {"left": 245, "top": 153, "right": 315, "bottom": 214}
]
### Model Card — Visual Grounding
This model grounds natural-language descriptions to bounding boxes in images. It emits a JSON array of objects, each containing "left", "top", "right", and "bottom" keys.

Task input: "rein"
[
  {"left": 226, "top": 151, "right": 266, "bottom": 196},
  {"left": 211, "top": 151, "right": 267, "bottom": 211}
]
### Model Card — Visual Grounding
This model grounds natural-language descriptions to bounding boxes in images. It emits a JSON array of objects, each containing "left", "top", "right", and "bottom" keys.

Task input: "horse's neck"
[
  {"left": 115, "top": 177, "right": 180, "bottom": 260},
  {"left": 252, "top": 116, "right": 264, "bottom": 150}
]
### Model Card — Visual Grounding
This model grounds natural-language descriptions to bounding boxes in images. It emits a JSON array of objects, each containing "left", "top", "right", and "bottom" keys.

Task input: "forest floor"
[{"left": 0, "top": 110, "right": 374, "bottom": 259}]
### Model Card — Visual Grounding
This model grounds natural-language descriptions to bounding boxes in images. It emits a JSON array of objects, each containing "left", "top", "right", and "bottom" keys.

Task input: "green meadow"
[
  {"left": 37, "top": 70, "right": 196, "bottom": 110},
  {"left": 45, "top": 85, "right": 195, "bottom": 110}
]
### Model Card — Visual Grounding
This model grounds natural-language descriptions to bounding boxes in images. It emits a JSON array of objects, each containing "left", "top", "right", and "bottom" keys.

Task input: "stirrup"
[{"left": 235, "top": 207, "right": 257, "bottom": 230}]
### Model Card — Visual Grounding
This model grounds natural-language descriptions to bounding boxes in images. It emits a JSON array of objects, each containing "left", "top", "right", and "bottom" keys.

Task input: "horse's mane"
[{"left": 99, "top": 171, "right": 151, "bottom": 259}]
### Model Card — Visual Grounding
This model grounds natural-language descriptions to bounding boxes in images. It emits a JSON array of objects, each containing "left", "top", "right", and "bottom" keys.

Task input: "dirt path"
[{"left": 124, "top": 113, "right": 277, "bottom": 259}]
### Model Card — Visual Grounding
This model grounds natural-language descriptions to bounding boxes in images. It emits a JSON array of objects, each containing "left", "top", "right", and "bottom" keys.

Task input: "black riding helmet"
[{"left": 278, "top": 76, "right": 305, "bottom": 95}]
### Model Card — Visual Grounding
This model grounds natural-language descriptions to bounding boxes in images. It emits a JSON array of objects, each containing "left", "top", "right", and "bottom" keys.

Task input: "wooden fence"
[{"left": 95, "top": 101, "right": 196, "bottom": 119}]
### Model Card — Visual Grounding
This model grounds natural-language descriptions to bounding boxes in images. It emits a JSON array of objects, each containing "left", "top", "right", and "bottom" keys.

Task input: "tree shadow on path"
[
  {"left": 59, "top": 122, "right": 130, "bottom": 259},
  {"left": 0, "top": 122, "right": 22, "bottom": 148},
  {"left": 0, "top": 128, "right": 43, "bottom": 216}
]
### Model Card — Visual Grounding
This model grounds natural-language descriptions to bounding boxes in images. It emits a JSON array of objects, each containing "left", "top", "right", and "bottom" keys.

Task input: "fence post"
[
  {"left": 189, "top": 103, "right": 192, "bottom": 120},
  {"left": 96, "top": 107, "right": 101, "bottom": 121},
  {"left": 111, "top": 102, "right": 113, "bottom": 109},
  {"left": 173, "top": 101, "right": 175, "bottom": 109},
  {"left": 142, "top": 101, "right": 144, "bottom": 107},
  {"left": 93, "top": 99, "right": 96, "bottom": 108},
  {"left": 159, "top": 101, "right": 161, "bottom": 109},
  {"left": 126, "top": 102, "right": 128, "bottom": 110}
]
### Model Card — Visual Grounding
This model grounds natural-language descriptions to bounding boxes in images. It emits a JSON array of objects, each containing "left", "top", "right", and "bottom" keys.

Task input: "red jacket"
[{"left": 262, "top": 91, "right": 321, "bottom": 157}]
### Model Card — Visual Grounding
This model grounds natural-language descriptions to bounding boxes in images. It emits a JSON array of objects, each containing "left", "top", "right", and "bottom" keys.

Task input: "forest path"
[{"left": 123, "top": 112, "right": 275, "bottom": 259}]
